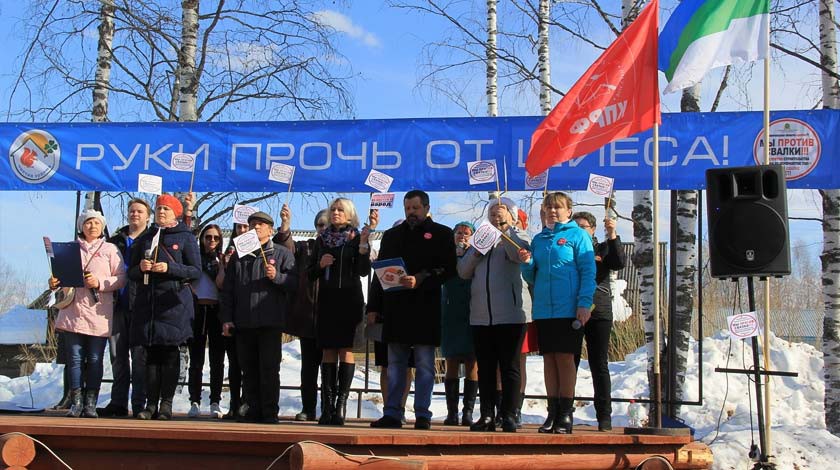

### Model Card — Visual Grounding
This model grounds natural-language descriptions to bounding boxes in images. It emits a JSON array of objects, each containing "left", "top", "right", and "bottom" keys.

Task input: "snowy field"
[{"left": 0, "top": 331, "right": 837, "bottom": 469}]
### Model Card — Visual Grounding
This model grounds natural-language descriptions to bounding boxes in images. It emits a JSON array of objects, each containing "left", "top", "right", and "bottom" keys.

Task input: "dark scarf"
[
  {"left": 320, "top": 224, "right": 358, "bottom": 249},
  {"left": 201, "top": 249, "right": 220, "bottom": 278}
]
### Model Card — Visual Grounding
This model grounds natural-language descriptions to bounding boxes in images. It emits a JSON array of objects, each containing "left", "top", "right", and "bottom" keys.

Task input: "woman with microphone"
[
  {"left": 129, "top": 194, "right": 201, "bottom": 420},
  {"left": 519, "top": 192, "right": 596, "bottom": 434},
  {"left": 49, "top": 209, "right": 127, "bottom": 418}
]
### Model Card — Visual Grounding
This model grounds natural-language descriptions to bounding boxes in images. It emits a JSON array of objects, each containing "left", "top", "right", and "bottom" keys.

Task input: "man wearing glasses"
[
  {"left": 221, "top": 211, "right": 296, "bottom": 424},
  {"left": 571, "top": 211, "right": 625, "bottom": 432}
]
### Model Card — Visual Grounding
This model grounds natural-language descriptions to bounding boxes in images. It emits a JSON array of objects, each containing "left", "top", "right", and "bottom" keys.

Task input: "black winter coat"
[
  {"left": 283, "top": 238, "right": 318, "bottom": 338},
  {"left": 591, "top": 235, "right": 626, "bottom": 321},
  {"left": 128, "top": 222, "right": 201, "bottom": 347},
  {"left": 308, "top": 229, "right": 371, "bottom": 290},
  {"left": 367, "top": 217, "right": 456, "bottom": 345},
  {"left": 108, "top": 225, "right": 149, "bottom": 314},
  {"left": 220, "top": 239, "right": 296, "bottom": 330}
]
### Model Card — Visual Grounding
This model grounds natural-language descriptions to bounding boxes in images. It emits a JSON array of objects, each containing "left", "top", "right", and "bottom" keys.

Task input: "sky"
[{"left": 0, "top": 0, "right": 830, "bottom": 296}]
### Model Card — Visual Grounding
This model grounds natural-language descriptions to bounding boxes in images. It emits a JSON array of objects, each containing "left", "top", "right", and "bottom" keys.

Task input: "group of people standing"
[{"left": 47, "top": 188, "right": 624, "bottom": 433}]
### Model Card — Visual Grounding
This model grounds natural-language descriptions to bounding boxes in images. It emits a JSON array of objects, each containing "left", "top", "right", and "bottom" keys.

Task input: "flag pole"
[
  {"left": 285, "top": 172, "right": 295, "bottom": 207},
  {"left": 762, "top": 7, "right": 773, "bottom": 453},
  {"left": 188, "top": 166, "right": 196, "bottom": 193},
  {"left": 652, "top": 122, "right": 662, "bottom": 429}
]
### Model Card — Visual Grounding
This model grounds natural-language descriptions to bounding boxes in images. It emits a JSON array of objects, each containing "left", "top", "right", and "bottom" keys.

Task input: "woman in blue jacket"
[{"left": 519, "top": 192, "right": 595, "bottom": 433}]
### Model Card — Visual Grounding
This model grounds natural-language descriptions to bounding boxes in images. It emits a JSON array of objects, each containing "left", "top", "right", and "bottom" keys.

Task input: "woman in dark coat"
[
  {"left": 129, "top": 194, "right": 201, "bottom": 420},
  {"left": 309, "top": 198, "right": 377, "bottom": 425}
]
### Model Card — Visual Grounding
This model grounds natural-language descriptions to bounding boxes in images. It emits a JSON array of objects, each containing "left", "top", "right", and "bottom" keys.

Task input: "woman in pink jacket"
[{"left": 49, "top": 209, "right": 127, "bottom": 418}]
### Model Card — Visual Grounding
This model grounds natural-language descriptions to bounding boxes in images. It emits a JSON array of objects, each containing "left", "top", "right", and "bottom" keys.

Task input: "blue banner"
[{"left": 2, "top": 110, "right": 838, "bottom": 192}]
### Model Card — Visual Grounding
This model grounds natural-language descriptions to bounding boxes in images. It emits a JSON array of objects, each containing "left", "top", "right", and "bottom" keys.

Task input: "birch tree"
[
  {"left": 818, "top": 0, "right": 840, "bottom": 436},
  {"left": 537, "top": 0, "right": 551, "bottom": 115},
  {"left": 486, "top": 0, "right": 498, "bottom": 118}
]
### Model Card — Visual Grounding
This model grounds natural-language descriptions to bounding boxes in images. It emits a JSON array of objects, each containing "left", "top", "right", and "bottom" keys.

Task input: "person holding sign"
[
  {"left": 519, "top": 192, "right": 596, "bottom": 434},
  {"left": 571, "top": 211, "right": 625, "bottom": 431},
  {"left": 369, "top": 190, "right": 456, "bottom": 430},
  {"left": 457, "top": 199, "right": 531, "bottom": 433},
  {"left": 220, "top": 211, "right": 296, "bottom": 425},
  {"left": 129, "top": 194, "right": 202, "bottom": 420},
  {"left": 441, "top": 222, "right": 479, "bottom": 427},
  {"left": 309, "top": 198, "right": 378, "bottom": 426},
  {"left": 48, "top": 209, "right": 127, "bottom": 418}
]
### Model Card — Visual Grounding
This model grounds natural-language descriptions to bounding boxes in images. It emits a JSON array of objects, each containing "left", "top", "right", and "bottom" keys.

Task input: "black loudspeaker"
[{"left": 705, "top": 164, "right": 790, "bottom": 278}]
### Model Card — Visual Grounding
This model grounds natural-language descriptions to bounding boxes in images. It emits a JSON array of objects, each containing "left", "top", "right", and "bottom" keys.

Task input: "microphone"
[
  {"left": 143, "top": 249, "right": 153, "bottom": 285},
  {"left": 84, "top": 271, "right": 100, "bottom": 304},
  {"left": 325, "top": 266, "right": 330, "bottom": 281}
]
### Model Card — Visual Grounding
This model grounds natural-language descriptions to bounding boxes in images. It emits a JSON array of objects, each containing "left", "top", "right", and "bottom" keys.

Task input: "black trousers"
[
  {"left": 224, "top": 334, "right": 242, "bottom": 409},
  {"left": 108, "top": 308, "right": 147, "bottom": 412},
  {"left": 575, "top": 319, "right": 613, "bottom": 415},
  {"left": 236, "top": 327, "right": 282, "bottom": 420},
  {"left": 144, "top": 345, "right": 180, "bottom": 409},
  {"left": 299, "top": 336, "right": 322, "bottom": 413},
  {"left": 472, "top": 323, "right": 525, "bottom": 420},
  {"left": 188, "top": 304, "right": 225, "bottom": 403}
]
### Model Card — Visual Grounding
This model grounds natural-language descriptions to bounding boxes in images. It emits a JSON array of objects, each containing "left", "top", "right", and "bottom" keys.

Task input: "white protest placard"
[
  {"left": 233, "top": 229, "right": 262, "bottom": 255},
  {"left": 467, "top": 159, "right": 497, "bottom": 185},
  {"left": 138, "top": 174, "right": 163, "bottom": 195},
  {"left": 370, "top": 193, "right": 395, "bottom": 209},
  {"left": 268, "top": 162, "right": 295, "bottom": 184},
  {"left": 364, "top": 169, "right": 394, "bottom": 193},
  {"left": 525, "top": 171, "right": 548, "bottom": 190},
  {"left": 587, "top": 173, "right": 615, "bottom": 196},
  {"left": 150, "top": 227, "right": 162, "bottom": 253},
  {"left": 170, "top": 152, "right": 197, "bottom": 172},
  {"left": 232, "top": 204, "right": 258, "bottom": 224},
  {"left": 727, "top": 311, "right": 762, "bottom": 340},
  {"left": 471, "top": 220, "right": 502, "bottom": 255}
]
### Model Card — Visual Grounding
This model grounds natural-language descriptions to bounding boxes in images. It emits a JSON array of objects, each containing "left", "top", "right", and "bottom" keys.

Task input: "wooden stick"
[
  {"left": 188, "top": 166, "right": 196, "bottom": 193},
  {"left": 543, "top": 168, "right": 550, "bottom": 197},
  {"left": 499, "top": 230, "right": 522, "bottom": 250},
  {"left": 284, "top": 170, "right": 295, "bottom": 207},
  {"left": 259, "top": 245, "right": 269, "bottom": 268}
]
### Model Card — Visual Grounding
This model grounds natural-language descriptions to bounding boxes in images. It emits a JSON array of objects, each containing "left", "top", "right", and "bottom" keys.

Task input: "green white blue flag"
[{"left": 659, "top": 0, "right": 769, "bottom": 94}]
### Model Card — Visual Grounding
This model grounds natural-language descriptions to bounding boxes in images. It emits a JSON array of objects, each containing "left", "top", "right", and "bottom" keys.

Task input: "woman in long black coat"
[{"left": 129, "top": 194, "right": 201, "bottom": 420}]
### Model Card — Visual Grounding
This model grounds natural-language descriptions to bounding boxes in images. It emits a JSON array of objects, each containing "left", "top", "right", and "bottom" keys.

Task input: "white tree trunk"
[
  {"left": 819, "top": 0, "right": 840, "bottom": 437},
  {"left": 538, "top": 0, "right": 551, "bottom": 115},
  {"left": 179, "top": 0, "right": 198, "bottom": 122},
  {"left": 92, "top": 0, "right": 114, "bottom": 123},
  {"left": 486, "top": 0, "right": 498, "bottom": 117}
]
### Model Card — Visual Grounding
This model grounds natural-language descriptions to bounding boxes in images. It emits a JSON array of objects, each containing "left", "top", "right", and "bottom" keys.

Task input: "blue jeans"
[
  {"left": 385, "top": 344, "right": 436, "bottom": 420},
  {"left": 64, "top": 331, "right": 108, "bottom": 391}
]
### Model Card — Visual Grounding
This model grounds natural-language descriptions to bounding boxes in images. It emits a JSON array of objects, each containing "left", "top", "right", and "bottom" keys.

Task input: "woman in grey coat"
[{"left": 457, "top": 198, "right": 531, "bottom": 432}]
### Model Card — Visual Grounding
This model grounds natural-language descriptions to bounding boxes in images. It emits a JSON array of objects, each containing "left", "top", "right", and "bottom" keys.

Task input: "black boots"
[
  {"left": 553, "top": 397, "right": 574, "bottom": 434},
  {"left": 595, "top": 399, "right": 612, "bottom": 431},
  {"left": 318, "top": 363, "right": 337, "bottom": 425},
  {"left": 331, "top": 362, "right": 355, "bottom": 425},
  {"left": 443, "top": 379, "right": 460, "bottom": 425},
  {"left": 538, "top": 397, "right": 558, "bottom": 433},
  {"left": 295, "top": 378, "right": 317, "bottom": 421},
  {"left": 462, "top": 379, "right": 478, "bottom": 426},
  {"left": 54, "top": 368, "right": 72, "bottom": 410},
  {"left": 469, "top": 399, "right": 496, "bottom": 432},
  {"left": 66, "top": 388, "right": 83, "bottom": 418},
  {"left": 513, "top": 392, "right": 524, "bottom": 429},
  {"left": 82, "top": 389, "right": 99, "bottom": 418}
]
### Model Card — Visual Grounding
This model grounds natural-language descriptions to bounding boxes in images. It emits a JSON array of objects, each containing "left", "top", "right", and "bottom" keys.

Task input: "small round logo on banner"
[
  {"left": 469, "top": 161, "right": 496, "bottom": 183},
  {"left": 171, "top": 153, "right": 196, "bottom": 171},
  {"left": 424, "top": 232, "right": 432, "bottom": 240},
  {"left": 471, "top": 225, "right": 498, "bottom": 252},
  {"left": 525, "top": 171, "right": 548, "bottom": 189},
  {"left": 753, "top": 118, "right": 820, "bottom": 180},
  {"left": 728, "top": 313, "right": 759, "bottom": 338},
  {"left": 9, "top": 129, "right": 61, "bottom": 184},
  {"left": 557, "top": 238, "right": 567, "bottom": 246},
  {"left": 588, "top": 176, "right": 613, "bottom": 196}
]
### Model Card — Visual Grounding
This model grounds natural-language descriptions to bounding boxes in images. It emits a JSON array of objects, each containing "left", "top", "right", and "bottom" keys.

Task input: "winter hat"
[
  {"left": 156, "top": 194, "right": 183, "bottom": 218},
  {"left": 488, "top": 197, "right": 519, "bottom": 223},
  {"left": 517, "top": 209, "right": 528, "bottom": 230},
  {"left": 454, "top": 221, "right": 476, "bottom": 232},
  {"left": 248, "top": 211, "right": 275, "bottom": 226},
  {"left": 76, "top": 209, "right": 107, "bottom": 234}
]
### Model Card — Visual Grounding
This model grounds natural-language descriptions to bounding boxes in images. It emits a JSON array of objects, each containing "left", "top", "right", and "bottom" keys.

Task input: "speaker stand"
[{"left": 712, "top": 277, "right": 798, "bottom": 470}]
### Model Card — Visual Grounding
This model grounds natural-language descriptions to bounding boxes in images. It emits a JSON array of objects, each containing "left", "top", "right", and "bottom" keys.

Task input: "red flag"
[{"left": 526, "top": 0, "right": 660, "bottom": 177}]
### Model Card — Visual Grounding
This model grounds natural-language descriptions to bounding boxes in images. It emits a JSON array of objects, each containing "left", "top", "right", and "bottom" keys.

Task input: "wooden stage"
[{"left": 0, "top": 411, "right": 712, "bottom": 470}]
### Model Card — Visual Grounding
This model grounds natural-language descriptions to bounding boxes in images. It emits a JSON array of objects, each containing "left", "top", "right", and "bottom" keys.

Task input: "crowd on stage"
[{"left": 47, "top": 188, "right": 625, "bottom": 433}]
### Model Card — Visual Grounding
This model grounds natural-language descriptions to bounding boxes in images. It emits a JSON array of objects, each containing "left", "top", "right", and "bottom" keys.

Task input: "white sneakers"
[
  {"left": 210, "top": 402, "right": 223, "bottom": 419},
  {"left": 188, "top": 402, "right": 200, "bottom": 418}
]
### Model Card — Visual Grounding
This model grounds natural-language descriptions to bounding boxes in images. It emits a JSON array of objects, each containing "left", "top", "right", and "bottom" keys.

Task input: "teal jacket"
[{"left": 520, "top": 220, "right": 596, "bottom": 320}]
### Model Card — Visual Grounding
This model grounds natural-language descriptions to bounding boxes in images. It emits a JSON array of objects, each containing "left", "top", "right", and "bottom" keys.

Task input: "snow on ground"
[{"left": 1, "top": 332, "right": 837, "bottom": 469}]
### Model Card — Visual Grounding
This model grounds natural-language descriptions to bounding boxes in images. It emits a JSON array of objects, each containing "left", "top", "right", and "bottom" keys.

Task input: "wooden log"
[
  {"left": 0, "top": 434, "right": 36, "bottom": 467},
  {"left": 290, "top": 442, "right": 428, "bottom": 470}
]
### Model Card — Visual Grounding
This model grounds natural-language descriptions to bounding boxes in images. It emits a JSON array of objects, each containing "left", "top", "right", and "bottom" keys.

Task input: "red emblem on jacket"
[
  {"left": 424, "top": 232, "right": 432, "bottom": 240},
  {"left": 557, "top": 238, "right": 567, "bottom": 246},
  {"left": 269, "top": 259, "right": 276, "bottom": 265},
  {"left": 172, "top": 244, "right": 179, "bottom": 250}
]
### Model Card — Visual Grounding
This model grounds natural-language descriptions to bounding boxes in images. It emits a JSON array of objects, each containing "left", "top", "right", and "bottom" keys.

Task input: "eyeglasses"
[
  {"left": 576, "top": 224, "right": 592, "bottom": 229},
  {"left": 204, "top": 235, "right": 221, "bottom": 241}
]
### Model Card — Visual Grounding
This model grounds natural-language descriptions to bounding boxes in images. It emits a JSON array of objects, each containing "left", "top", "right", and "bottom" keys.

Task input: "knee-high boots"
[
  {"left": 331, "top": 362, "right": 355, "bottom": 425},
  {"left": 318, "top": 363, "right": 337, "bottom": 425}
]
